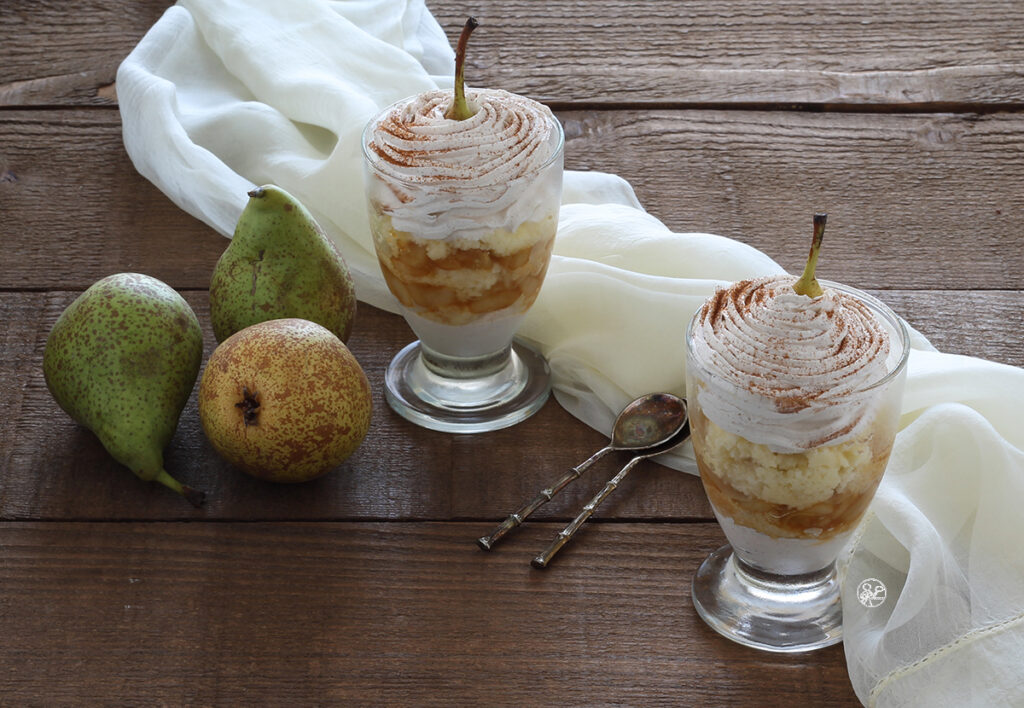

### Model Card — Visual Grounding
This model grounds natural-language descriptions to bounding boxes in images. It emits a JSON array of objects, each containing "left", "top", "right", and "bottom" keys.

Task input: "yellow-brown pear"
[{"left": 198, "top": 318, "right": 372, "bottom": 482}]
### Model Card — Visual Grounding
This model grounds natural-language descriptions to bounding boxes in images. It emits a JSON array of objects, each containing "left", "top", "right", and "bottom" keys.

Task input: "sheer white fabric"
[
  {"left": 841, "top": 352, "right": 1024, "bottom": 706},
  {"left": 117, "top": 2, "right": 1024, "bottom": 703}
]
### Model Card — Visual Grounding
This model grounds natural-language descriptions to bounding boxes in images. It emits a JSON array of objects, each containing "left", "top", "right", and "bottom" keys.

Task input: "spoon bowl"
[{"left": 611, "top": 392, "right": 689, "bottom": 450}]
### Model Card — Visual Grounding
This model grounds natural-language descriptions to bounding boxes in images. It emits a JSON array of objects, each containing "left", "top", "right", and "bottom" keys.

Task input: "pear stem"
[
  {"left": 793, "top": 213, "right": 828, "bottom": 298},
  {"left": 155, "top": 469, "right": 206, "bottom": 508},
  {"left": 445, "top": 17, "right": 479, "bottom": 121}
]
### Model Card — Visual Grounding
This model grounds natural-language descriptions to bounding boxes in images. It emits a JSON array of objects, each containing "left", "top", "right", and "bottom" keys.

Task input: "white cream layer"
[
  {"left": 365, "top": 89, "right": 561, "bottom": 241},
  {"left": 717, "top": 513, "right": 851, "bottom": 575},
  {"left": 690, "top": 275, "right": 896, "bottom": 453}
]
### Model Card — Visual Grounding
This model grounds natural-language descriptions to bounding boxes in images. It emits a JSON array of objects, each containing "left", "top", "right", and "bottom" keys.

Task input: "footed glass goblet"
[
  {"left": 686, "top": 282, "right": 910, "bottom": 652},
  {"left": 361, "top": 95, "right": 564, "bottom": 433}
]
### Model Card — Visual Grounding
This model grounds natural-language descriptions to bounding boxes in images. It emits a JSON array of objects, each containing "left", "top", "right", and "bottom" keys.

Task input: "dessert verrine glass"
[
  {"left": 362, "top": 89, "right": 564, "bottom": 433},
  {"left": 686, "top": 276, "right": 910, "bottom": 652}
]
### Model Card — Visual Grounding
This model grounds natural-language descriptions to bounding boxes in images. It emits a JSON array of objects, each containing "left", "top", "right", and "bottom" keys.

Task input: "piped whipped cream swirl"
[
  {"left": 690, "top": 275, "right": 896, "bottom": 453},
  {"left": 364, "top": 89, "right": 562, "bottom": 239}
]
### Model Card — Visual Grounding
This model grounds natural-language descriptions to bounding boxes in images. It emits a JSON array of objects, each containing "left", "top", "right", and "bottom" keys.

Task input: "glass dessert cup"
[
  {"left": 686, "top": 282, "right": 910, "bottom": 652},
  {"left": 361, "top": 104, "right": 564, "bottom": 433}
]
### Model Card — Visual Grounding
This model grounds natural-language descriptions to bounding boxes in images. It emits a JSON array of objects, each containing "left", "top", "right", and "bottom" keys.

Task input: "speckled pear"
[
  {"left": 209, "top": 185, "right": 357, "bottom": 343},
  {"left": 198, "top": 318, "right": 372, "bottom": 483},
  {"left": 42, "top": 273, "right": 205, "bottom": 506}
]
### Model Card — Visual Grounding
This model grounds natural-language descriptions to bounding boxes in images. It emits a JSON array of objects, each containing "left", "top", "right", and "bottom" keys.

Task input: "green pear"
[
  {"left": 43, "top": 273, "right": 205, "bottom": 507},
  {"left": 209, "top": 185, "right": 357, "bottom": 344}
]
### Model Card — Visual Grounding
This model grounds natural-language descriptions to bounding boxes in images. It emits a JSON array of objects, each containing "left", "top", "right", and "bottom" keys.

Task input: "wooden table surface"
[{"left": 3, "top": 1, "right": 1022, "bottom": 705}]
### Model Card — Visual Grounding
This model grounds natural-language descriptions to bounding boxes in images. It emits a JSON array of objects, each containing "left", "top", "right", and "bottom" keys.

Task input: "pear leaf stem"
[
  {"left": 445, "top": 17, "right": 479, "bottom": 121},
  {"left": 793, "top": 213, "right": 828, "bottom": 298},
  {"left": 155, "top": 468, "right": 206, "bottom": 508}
]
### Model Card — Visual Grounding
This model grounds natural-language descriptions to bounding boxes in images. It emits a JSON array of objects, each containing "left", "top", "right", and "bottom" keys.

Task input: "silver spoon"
[
  {"left": 531, "top": 413, "right": 690, "bottom": 569},
  {"left": 477, "top": 393, "right": 689, "bottom": 551}
]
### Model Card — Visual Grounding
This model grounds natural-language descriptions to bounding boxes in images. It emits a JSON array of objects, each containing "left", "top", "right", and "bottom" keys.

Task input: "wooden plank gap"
[{"left": 545, "top": 101, "right": 1024, "bottom": 114}]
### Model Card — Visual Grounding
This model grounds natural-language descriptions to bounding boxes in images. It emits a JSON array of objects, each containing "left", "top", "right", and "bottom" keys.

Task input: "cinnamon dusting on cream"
[{"left": 690, "top": 274, "right": 895, "bottom": 453}]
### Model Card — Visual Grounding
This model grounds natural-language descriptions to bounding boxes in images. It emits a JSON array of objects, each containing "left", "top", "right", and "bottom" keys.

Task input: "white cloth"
[
  {"left": 842, "top": 352, "right": 1024, "bottom": 706},
  {"left": 117, "top": 2, "right": 1024, "bottom": 704}
]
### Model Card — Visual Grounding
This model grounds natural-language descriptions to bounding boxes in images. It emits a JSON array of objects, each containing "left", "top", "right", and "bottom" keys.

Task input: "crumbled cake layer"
[
  {"left": 370, "top": 210, "right": 556, "bottom": 326},
  {"left": 691, "top": 405, "right": 893, "bottom": 541}
]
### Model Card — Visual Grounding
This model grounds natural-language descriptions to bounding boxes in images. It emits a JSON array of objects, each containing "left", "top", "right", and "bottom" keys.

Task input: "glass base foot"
[
  {"left": 691, "top": 544, "right": 843, "bottom": 653},
  {"left": 383, "top": 339, "right": 551, "bottom": 434}
]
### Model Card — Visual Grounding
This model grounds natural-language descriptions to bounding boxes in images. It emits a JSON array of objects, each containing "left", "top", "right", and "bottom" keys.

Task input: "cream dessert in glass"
[
  {"left": 361, "top": 19, "right": 564, "bottom": 432},
  {"left": 686, "top": 216, "right": 910, "bottom": 652}
]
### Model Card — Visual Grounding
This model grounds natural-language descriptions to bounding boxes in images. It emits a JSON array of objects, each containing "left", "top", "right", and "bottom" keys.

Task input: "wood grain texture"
[
  {"left": 0, "top": 0, "right": 170, "bottom": 106},
  {"left": 3, "top": 289, "right": 1020, "bottom": 522},
  {"left": 3, "top": 109, "right": 1023, "bottom": 291},
  {"left": 0, "top": 521, "right": 860, "bottom": 707},
  {"left": 879, "top": 290, "right": 1024, "bottom": 363},
  {"left": 0, "top": 111, "right": 228, "bottom": 289},
  {"left": 4, "top": 0, "right": 1024, "bottom": 107},
  {"left": 432, "top": 0, "right": 1024, "bottom": 105},
  {"left": 560, "top": 109, "right": 1024, "bottom": 291}
]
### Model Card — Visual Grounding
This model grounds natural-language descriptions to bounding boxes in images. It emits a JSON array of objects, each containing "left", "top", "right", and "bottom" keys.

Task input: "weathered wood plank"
[
  {"left": 0, "top": 111, "right": 228, "bottom": 288},
  {"left": 878, "top": 290, "right": 1024, "bottom": 363},
  {"left": 435, "top": 0, "right": 1024, "bottom": 105},
  {"left": 0, "top": 292, "right": 709, "bottom": 521},
  {"left": 0, "top": 1, "right": 170, "bottom": 106},
  {"left": 3, "top": 0, "right": 1024, "bottom": 107},
  {"left": 2, "top": 289, "right": 1020, "bottom": 521},
  {"left": 2, "top": 109, "right": 1022, "bottom": 290},
  {"left": 0, "top": 521, "right": 860, "bottom": 706},
  {"left": 562, "top": 109, "right": 1024, "bottom": 291}
]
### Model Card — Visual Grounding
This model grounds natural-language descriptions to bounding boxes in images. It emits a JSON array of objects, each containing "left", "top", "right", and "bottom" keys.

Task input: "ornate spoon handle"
[
  {"left": 531, "top": 455, "right": 645, "bottom": 569},
  {"left": 477, "top": 446, "right": 611, "bottom": 551}
]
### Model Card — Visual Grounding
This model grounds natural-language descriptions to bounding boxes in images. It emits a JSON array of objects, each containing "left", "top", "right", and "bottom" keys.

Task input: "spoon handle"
[
  {"left": 531, "top": 455, "right": 645, "bottom": 569},
  {"left": 477, "top": 446, "right": 611, "bottom": 551}
]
